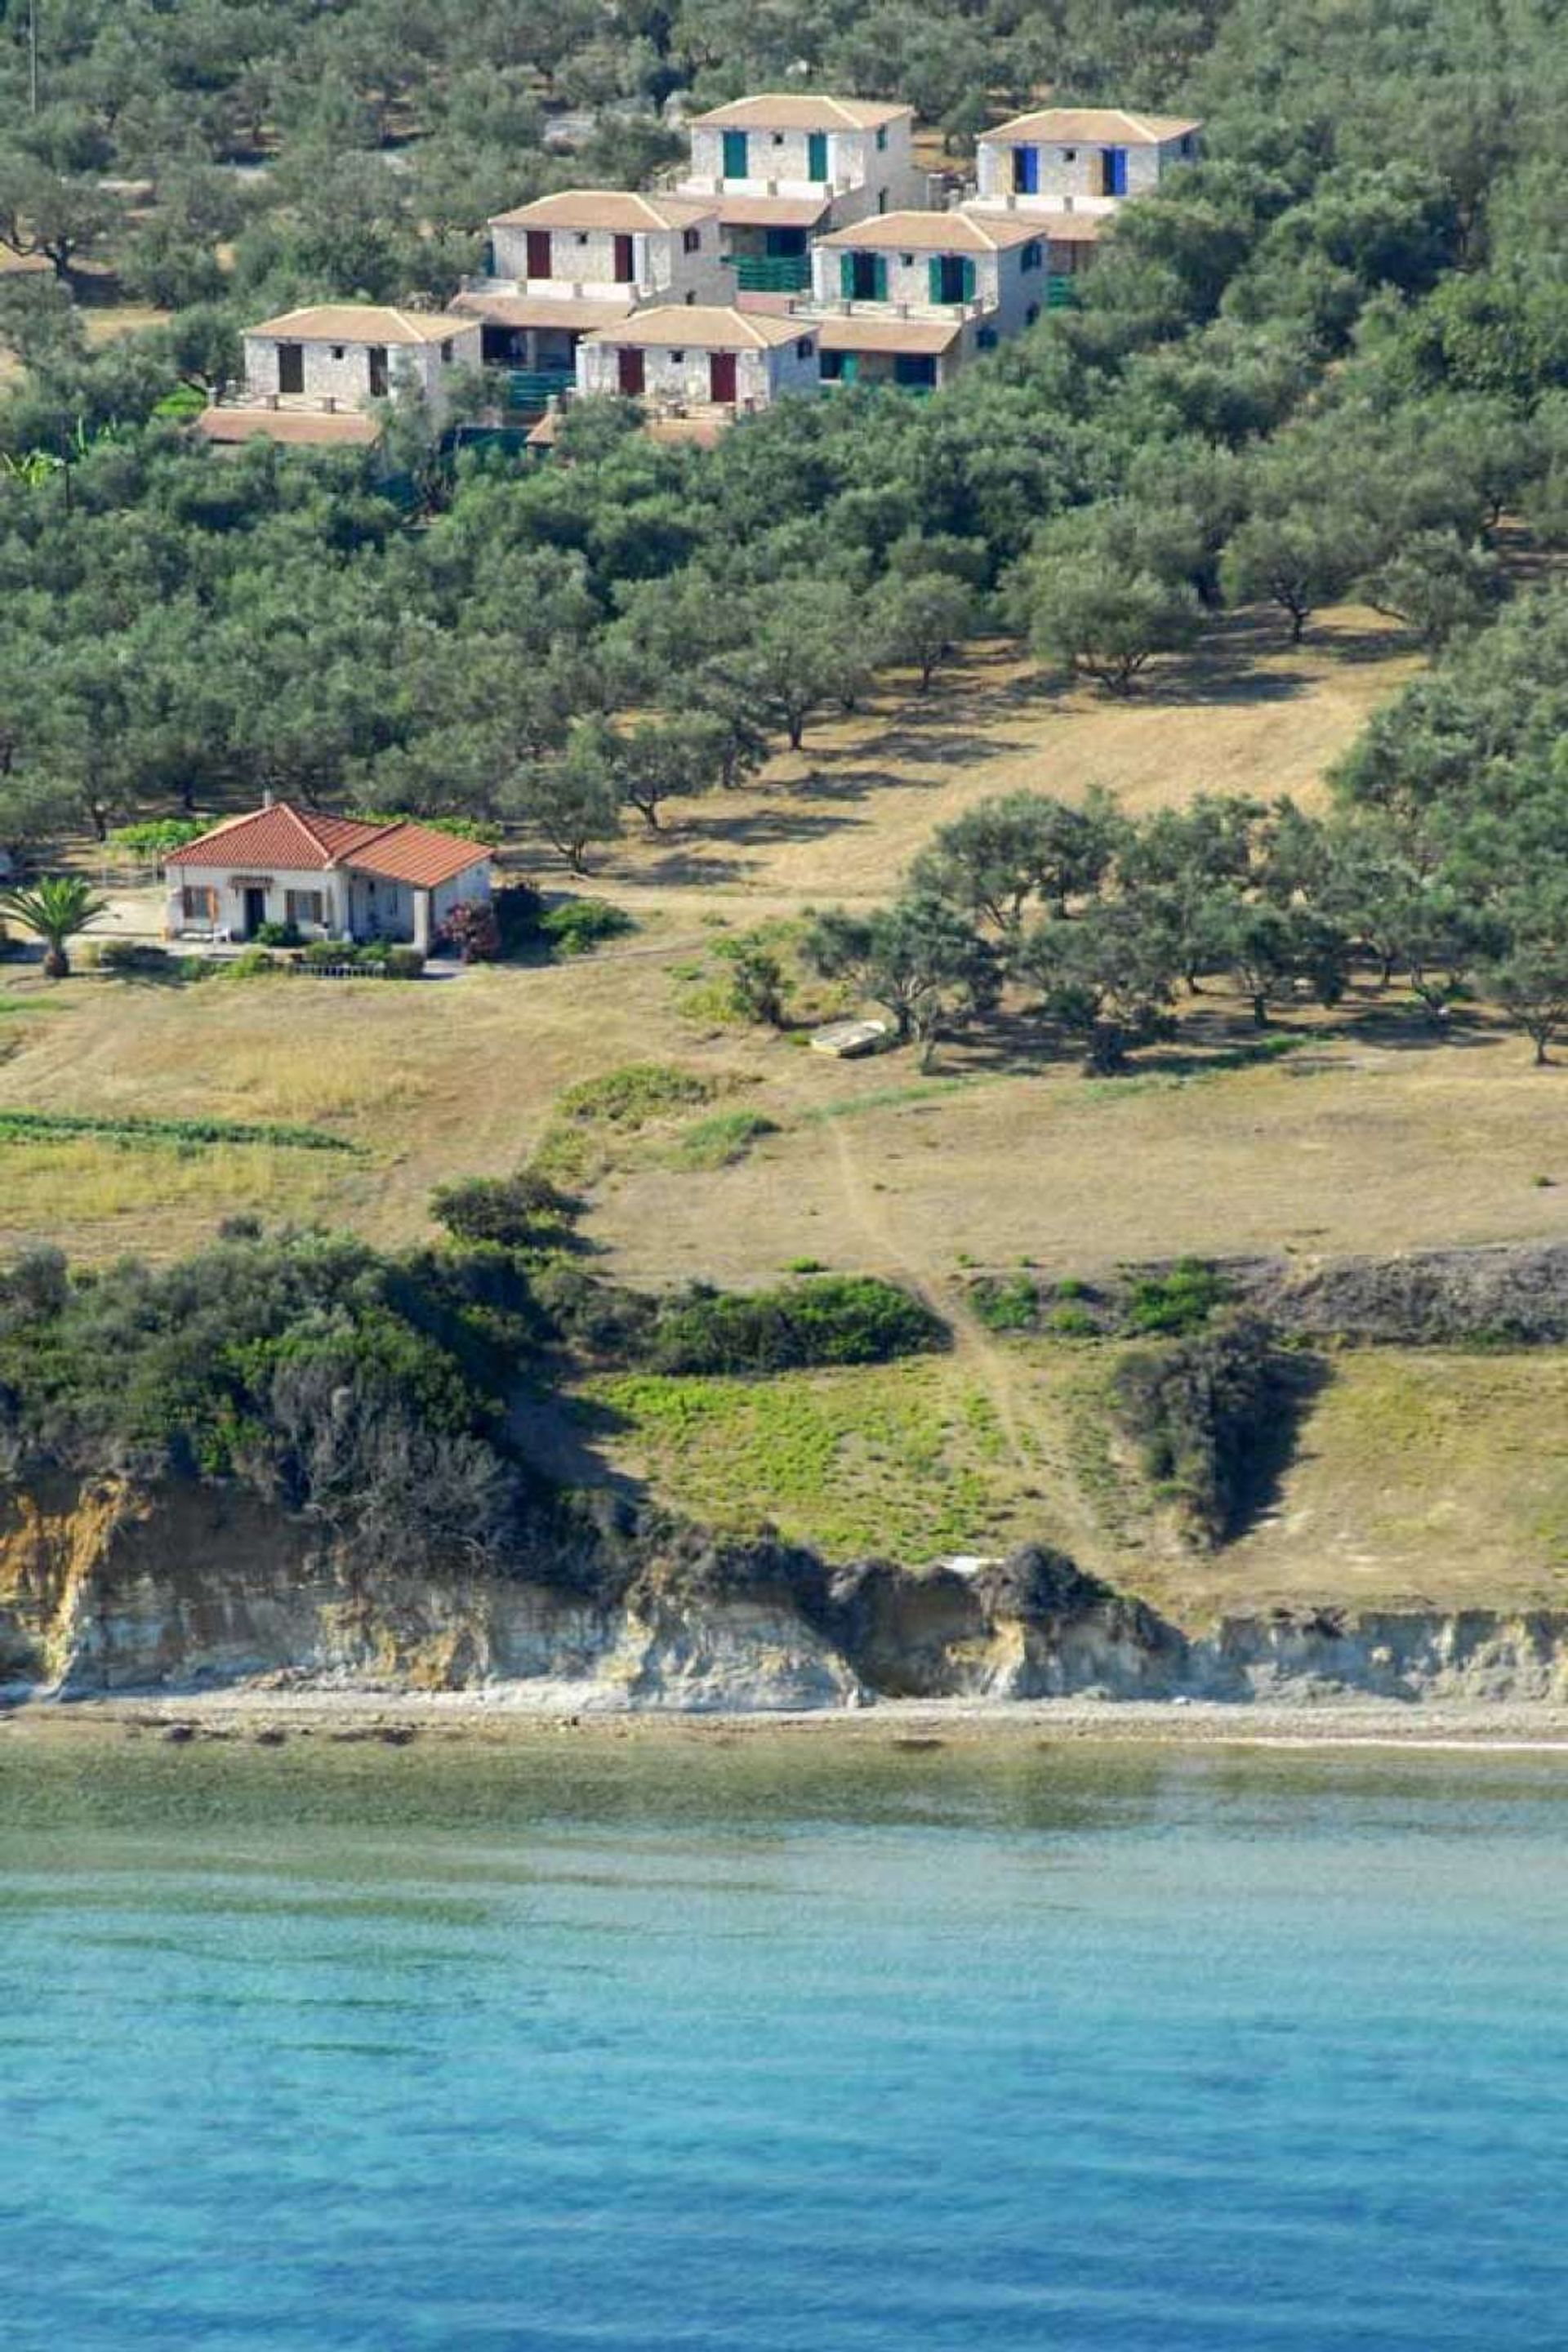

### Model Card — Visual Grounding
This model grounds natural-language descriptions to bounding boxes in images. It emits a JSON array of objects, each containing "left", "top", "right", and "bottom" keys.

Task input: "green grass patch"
[
  {"left": 0, "top": 995, "right": 63, "bottom": 1015},
  {"left": 970, "top": 1272, "right": 1040, "bottom": 1333},
  {"left": 584, "top": 1361, "right": 1035, "bottom": 1558},
  {"left": 0, "top": 1108, "right": 358, "bottom": 1153},
  {"left": 668, "top": 1110, "right": 780, "bottom": 1169},
  {"left": 531, "top": 1062, "right": 749, "bottom": 1184}
]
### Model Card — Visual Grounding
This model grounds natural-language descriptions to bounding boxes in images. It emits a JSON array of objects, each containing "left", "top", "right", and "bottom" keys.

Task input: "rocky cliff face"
[{"left": 5, "top": 1477, "right": 1568, "bottom": 1710}]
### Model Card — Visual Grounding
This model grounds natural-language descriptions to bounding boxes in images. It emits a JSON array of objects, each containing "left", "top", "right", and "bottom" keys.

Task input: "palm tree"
[{"left": 0, "top": 875, "right": 109, "bottom": 978}]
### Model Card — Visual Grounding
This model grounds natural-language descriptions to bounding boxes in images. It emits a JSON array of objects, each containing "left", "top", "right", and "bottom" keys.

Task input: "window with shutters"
[
  {"left": 1021, "top": 240, "right": 1043, "bottom": 272},
  {"left": 285, "top": 890, "right": 326, "bottom": 927},
  {"left": 684, "top": 226, "right": 700, "bottom": 252}
]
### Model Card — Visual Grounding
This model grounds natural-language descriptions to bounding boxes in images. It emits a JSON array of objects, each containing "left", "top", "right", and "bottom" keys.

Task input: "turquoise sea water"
[{"left": 2, "top": 1729, "right": 1566, "bottom": 2350}]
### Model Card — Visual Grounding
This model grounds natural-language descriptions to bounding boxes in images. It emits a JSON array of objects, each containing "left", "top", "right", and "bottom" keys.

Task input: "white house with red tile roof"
[{"left": 164, "top": 802, "right": 495, "bottom": 955}]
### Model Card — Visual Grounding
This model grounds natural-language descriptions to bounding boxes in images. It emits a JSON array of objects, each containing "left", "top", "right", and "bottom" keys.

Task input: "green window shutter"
[
  {"left": 929, "top": 257, "right": 944, "bottom": 305},
  {"left": 873, "top": 255, "right": 888, "bottom": 301},
  {"left": 961, "top": 256, "right": 976, "bottom": 301},
  {"left": 842, "top": 352, "right": 859, "bottom": 385},
  {"left": 808, "top": 131, "right": 828, "bottom": 180},
  {"left": 840, "top": 252, "right": 857, "bottom": 299}
]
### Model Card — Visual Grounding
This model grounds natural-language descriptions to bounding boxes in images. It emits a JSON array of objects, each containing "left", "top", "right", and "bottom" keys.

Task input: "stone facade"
[
  {"left": 241, "top": 322, "right": 483, "bottom": 420},
  {"left": 576, "top": 327, "right": 820, "bottom": 410},
  {"left": 684, "top": 113, "right": 922, "bottom": 218},
  {"left": 974, "top": 125, "right": 1198, "bottom": 216},
  {"left": 809, "top": 232, "right": 1048, "bottom": 338},
  {"left": 488, "top": 217, "right": 729, "bottom": 305}
]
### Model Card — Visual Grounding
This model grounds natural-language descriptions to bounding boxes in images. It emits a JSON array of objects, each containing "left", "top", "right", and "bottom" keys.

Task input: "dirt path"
[{"left": 826, "top": 1116, "right": 1043, "bottom": 1475}]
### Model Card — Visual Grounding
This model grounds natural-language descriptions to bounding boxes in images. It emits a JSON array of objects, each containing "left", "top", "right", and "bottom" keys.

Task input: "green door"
[
  {"left": 808, "top": 131, "right": 828, "bottom": 180},
  {"left": 722, "top": 129, "right": 749, "bottom": 177}
]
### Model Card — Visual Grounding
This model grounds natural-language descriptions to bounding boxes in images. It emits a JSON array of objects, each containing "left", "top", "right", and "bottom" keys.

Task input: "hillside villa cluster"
[{"left": 198, "top": 98, "right": 1200, "bottom": 451}]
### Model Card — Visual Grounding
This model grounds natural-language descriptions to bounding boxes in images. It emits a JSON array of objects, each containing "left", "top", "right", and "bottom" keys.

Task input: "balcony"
[{"left": 732, "top": 254, "right": 812, "bottom": 293}]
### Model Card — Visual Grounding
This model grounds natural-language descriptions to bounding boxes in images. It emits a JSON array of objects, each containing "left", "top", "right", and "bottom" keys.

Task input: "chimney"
[{"left": 262, "top": 790, "right": 275, "bottom": 809}]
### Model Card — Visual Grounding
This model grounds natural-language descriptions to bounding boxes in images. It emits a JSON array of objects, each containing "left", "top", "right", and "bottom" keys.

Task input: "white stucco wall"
[
  {"left": 488, "top": 220, "right": 728, "bottom": 303},
  {"left": 167, "top": 865, "right": 348, "bottom": 939},
  {"left": 242, "top": 325, "right": 482, "bottom": 417},
  {"left": 974, "top": 133, "right": 1195, "bottom": 214},
  {"left": 431, "top": 863, "right": 494, "bottom": 932},
  {"left": 576, "top": 333, "right": 820, "bottom": 407},
  {"left": 686, "top": 117, "right": 920, "bottom": 207}
]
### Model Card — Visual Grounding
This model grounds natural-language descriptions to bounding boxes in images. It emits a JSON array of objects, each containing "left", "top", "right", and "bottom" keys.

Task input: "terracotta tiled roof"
[
  {"left": 194, "top": 408, "right": 382, "bottom": 448},
  {"left": 964, "top": 207, "right": 1107, "bottom": 242},
  {"left": 691, "top": 93, "right": 911, "bottom": 131},
  {"left": 452, "top": 290, "right": 636, "bottom": 332},
  {"left": 817, "top": 314, "right": 962, "bottom": 354},
  {"left": 490, "top": 188, "right": 719, "bottom": 231},
  {"left": 978, "top": 107, "right": 1200, "bottom": 146},
  {"left": 349, "top": 831, "right": 493, "bottom": 888},
  {"left": 707, "top": 192, "right": 833, "bottom": 229},
  {"left": 166, "top": 803, "right": 493, "bottom": 889},
  {"left": 817, "top": 208, "right": 1045, "bottom": 253},
  {"left": 585, "top": 304, "right": 814, "bottom": 350},
  {"left": 245, "top": 305, "right": 480, "bottom": 346}
]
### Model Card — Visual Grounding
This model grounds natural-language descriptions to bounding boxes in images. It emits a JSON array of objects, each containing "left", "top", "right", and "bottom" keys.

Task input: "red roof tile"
[{"left": 166, "top": 803, "right": 494, "bottom": 889}]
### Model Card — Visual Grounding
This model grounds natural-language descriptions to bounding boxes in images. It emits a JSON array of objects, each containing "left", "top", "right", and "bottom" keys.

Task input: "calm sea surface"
[{"left": 1, "top": 1728, "right": 1565, "bottom": 2351}]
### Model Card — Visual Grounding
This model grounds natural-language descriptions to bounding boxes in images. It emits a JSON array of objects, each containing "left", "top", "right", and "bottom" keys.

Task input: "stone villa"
[{"left": 200, "top": 89, "right": 1199, "bottom": 447}]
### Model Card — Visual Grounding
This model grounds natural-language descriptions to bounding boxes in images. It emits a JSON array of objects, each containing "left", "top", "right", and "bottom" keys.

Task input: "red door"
[
  {"left": 709, "top": 350, "right": 737, "bottom": 403},
  {"left": 525, "top": 230, "right": 551, "bottom": 279},
  {"left": 618, "top": 347, "right": 645, "bottom": 395},
  {"left": 612, "top": 234, "right": 635, "bottom": 282}
]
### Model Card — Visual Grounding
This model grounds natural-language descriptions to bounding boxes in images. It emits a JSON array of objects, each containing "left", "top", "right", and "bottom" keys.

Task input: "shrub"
[
  {"left": 492, "top": 882, "right": 547, "bottom": 959},
  {"left": 970, "top": 1273, "right": 1040, "bottom": 1332},
  {"left": 531, "top": 1263, "right": 658, "bottom": 1357},
  {"left": 105, "top": 818, "right": 208, "bottom": 856},
  {"left": 253, "top": 920, "right": 303, "bottom": 947},
  {"left": 356, "top": 811, "right": 492, "bottom": 843},
  {"left": 1049, "top": 1306, "right": 1098, "bottom": 1338},
  {"left": 443, "top": 898, "right": 501, "bottom": 962},
  {"left": 384, "top": 946, "right": 425, "bottom": 979},
  {"left": 1113, "top": 1310, "right": 1285, "bottom": 1546},
  {"left": 644, "top": 1275, "right": 946, "bottom": 1375},
  {"left": 430, "top": 1170, "right": 579, "bottom": 1251},
  {"left": 95, "top": 941, "right": 177, "bottom": 978},
  {"left": 1123, "top": 1258, "right": 1227, "bottom": 1336},
  {"left": 670, "top": 1110, "right": 779, "bottom": 1169},
  {"left": 222, "top": 947, "right": 286, "bottom": 979},
  {"left": 540, "top": 898, "right": 635, "bottom": 956}
]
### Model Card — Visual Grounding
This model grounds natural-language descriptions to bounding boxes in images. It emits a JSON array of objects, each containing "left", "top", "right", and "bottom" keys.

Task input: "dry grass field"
[{"left": 3, "top": 602, "right": 1566, "bottom": 1616}]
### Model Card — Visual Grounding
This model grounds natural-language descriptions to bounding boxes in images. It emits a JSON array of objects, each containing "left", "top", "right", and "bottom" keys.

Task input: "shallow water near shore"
[{"left": 2, "top": 1731, "right": 1566, "bottom": 2350}]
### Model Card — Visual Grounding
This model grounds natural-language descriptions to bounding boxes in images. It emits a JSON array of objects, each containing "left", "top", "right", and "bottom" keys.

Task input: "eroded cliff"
[{"left": 7, "top": 1476, "right": 1568, "bottom": 1710}]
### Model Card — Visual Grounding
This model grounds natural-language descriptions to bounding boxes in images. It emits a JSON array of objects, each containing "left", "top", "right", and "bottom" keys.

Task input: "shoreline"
[{"left": 7, "top": 1690, "right": 1568, "bottom": 1753}]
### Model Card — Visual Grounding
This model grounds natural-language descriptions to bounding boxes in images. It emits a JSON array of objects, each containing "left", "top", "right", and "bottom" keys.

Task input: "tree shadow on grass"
[
  {"left": 508, "top": 1379, "right": 644, "bottom": 1501},
  {"left": 1223, "top": 1345, "right": 1333, "bottom": 1547}
]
